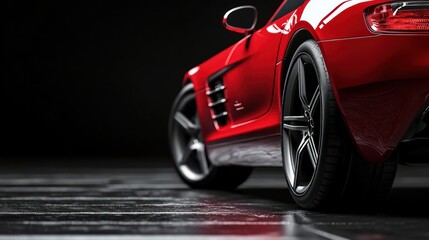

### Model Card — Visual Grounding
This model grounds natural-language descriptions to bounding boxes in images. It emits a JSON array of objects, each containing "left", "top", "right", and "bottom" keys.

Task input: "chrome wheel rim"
[
  {"left": 171, "top": 90, "right": 211, "bottom": 181},
  {"left": 282, "top": 54, "right": 322, "bottom": 195}
]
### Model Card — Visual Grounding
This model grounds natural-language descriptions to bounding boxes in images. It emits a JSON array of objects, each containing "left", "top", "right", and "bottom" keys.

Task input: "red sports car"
[{"left": 169, "top": 0, "right": 429, "bottom": 209}]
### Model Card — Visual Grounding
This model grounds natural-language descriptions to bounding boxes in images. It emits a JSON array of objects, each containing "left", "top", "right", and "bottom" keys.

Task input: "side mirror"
[{"left": 223, "top": 6, "right": 258, "bottom": 35}]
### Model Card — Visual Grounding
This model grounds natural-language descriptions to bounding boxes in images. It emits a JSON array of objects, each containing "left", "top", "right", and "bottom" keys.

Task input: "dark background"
[{"left": 3, "top": 1, "right": 282, "bottom": 159}]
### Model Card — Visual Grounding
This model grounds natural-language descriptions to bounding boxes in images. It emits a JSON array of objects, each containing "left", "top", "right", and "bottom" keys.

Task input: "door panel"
[{"left": 223, "top": 29, "right": 283, "bottom": 125}]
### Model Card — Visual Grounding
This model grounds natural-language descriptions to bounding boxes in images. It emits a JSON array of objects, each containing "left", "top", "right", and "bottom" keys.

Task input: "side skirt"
[{"left": 206, "top": 134, "right": 283, "bottom": 167}]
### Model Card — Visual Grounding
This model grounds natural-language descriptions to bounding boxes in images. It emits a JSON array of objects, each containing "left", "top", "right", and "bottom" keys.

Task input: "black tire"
[
  {"left": 169, "top": 83, "right": 252, "bottom": 190},
  {"left": 281, "top": 40, "right": 397, "bottom": 210}
]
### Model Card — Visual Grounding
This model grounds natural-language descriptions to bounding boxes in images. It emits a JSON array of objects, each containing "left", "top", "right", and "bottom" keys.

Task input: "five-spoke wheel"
[
  {"left": 281, "top": 40, "right": 397, "bottom": 209},
  {"left": 169, "top": 83, "right": 252, "bottom": 189},
  {"left": 283, "top": 52, "right": 323, "bottom": 195},
  {"left": 170, "top": 84, "right": 211, "bottom": 181}
]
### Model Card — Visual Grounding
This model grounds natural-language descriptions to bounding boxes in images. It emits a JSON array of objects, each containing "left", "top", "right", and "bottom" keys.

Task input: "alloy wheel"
[
  {"left": 282, "top": 54, "right": 323, "bottom": 195},
  {"left": 171, "top": 88, "right": 211, "bottom": 181}
]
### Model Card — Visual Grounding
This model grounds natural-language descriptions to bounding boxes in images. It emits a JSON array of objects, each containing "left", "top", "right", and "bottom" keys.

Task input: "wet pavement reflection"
[{"left": 0, "top": 159, "right": 429, "bottom": 239}]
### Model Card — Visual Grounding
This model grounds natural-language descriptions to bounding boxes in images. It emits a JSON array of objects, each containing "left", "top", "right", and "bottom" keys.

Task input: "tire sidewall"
[{"left": 281, "top": 40, "right": 333, "bottom": 208}]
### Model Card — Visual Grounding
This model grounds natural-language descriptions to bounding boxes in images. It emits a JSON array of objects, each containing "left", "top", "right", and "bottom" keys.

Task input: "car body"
[{"left": 170, "top": 0, "right": 429, "bottom": 209}]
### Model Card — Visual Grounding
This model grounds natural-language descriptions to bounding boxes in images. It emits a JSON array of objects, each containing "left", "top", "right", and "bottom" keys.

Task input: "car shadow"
[
  {"left": 234, "top": 186, "right": 429, "bottom": 218},
  {"left": 234, "top": 187, "right": 295, "bottom": 204},
  {"left": 381, "top": 187, "right": 429, "bottom": 217}
]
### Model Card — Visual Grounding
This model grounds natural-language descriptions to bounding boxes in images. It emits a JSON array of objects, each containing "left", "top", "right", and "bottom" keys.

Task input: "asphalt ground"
[{"left": 0, "top": 158, "right": 429, "bottom": 239}]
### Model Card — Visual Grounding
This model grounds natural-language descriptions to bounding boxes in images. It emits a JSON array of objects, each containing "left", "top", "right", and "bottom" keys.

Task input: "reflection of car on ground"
[{"left": 169, "top": 0, "right": 429, "bottom": 209}]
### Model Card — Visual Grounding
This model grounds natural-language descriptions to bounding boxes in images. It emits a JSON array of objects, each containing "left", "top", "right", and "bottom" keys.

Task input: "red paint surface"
[{"left": 182, "top": 0, "right": 429, "bottom": 163}]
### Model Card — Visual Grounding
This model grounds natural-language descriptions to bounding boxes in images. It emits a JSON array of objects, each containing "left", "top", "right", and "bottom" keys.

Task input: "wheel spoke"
[
  {"left": 283, "top": 116, "right": 309, "bottom": 132},
  {"left": 196, "top": 144, "right": 209, "bottom": 174},
  {"left": 175, "top": 112, "right": 198, "bottom": 135},
  {"left": 307, "top": 135, "right": 318, "bottom": 169},
  {"left": 309, "top": 86, "right": 320, "bottom": 116},
  {"left": 297, "top": 58, "right": 309, "bottom": 110},
  {"left": 293, "top": 133, "right": 310, "bottom": 188},
  {"left": 179, "top": 144, "right": 192, "bottom": 166}
]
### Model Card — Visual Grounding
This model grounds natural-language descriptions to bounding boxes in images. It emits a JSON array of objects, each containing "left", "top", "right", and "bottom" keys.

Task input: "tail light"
[{"left": 365, "top": 1, "right": 429, "bottom": 33}]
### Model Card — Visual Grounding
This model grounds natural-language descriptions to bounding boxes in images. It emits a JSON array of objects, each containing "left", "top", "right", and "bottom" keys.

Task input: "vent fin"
[{"left": 206, "top": 78, "right": 228, "bottom": 126}]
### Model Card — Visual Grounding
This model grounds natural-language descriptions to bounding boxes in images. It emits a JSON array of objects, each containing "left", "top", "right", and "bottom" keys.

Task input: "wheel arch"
[
  {"left": 183, "top": 78, "right": 191, "bottom": 85},
  {"left": 182, "top": 69, "right": 206, "bottom": 91},
  {"left": 280, "top": 29, "right": 316, "bottom": 97},
  {"left": 182, "top": 74, "right": 193, "bottom": 88}
]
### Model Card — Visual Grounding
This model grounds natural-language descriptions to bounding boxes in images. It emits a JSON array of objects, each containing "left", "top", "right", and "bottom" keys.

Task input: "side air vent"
[{"left": 206, "top": 78, "right": 228, "bottom": 126}]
